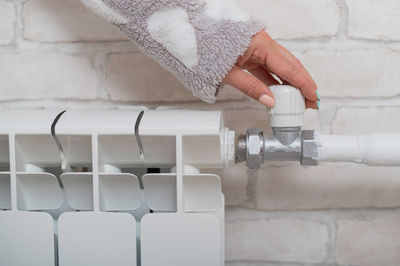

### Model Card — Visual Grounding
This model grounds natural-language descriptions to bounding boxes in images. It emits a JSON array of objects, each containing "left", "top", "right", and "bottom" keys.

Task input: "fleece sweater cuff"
[{"left": 81, "top": 0, "right": 265, "bottom": 103}]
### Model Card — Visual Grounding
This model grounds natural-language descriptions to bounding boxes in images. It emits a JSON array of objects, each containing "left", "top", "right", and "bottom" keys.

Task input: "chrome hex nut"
[{"left": 246, "top": 128, "right": 264, "bottom": 169}]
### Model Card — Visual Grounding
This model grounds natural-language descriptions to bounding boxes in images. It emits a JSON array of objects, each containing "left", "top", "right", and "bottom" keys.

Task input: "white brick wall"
[
  {"left": 0, "top": 51, "right": 98, "bottom": 100},
  {"left": 236, "top": 0, "right": 340, "bottom": 39},
  {"left": 23, "top": 0, "right": 126, "bottom": 42},
  {"left": 226, "top": 219, "right": 329, "bottom": 263},
  {"left": 332, "top": 106, "right": 400, "bottom": 134},
  {"left": 337, "top": 218, "right": 400, "bottom": 266},
  {"left": 346, "top": 0, "right": 400, "bottom": 41},
  {"left": 256, "top": 165, "right": 400, "bottom": 210},
  {"left": 0, "top": 1, "right": 16, "bottom": 45},
  {"left": 300, "top": 50, "right": 400, "bottom": 98},
  {"left": 2, "top": 0, "right": 400, "bottom": 265}
]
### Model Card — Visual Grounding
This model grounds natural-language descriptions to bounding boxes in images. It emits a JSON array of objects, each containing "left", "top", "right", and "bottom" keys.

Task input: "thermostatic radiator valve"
[{"left": 236, "top": 85, "right": 318, "bottom": 169}]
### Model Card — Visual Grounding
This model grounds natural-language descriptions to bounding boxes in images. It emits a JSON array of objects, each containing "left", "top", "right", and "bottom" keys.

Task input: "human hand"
[{"left": 223, "top": 30, "right": 320, "bottom": 109}]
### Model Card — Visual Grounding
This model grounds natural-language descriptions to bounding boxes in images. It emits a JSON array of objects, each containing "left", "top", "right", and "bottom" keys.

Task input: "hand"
[{"left": 223, "top": 30, "right": 319, "bottom": 109}]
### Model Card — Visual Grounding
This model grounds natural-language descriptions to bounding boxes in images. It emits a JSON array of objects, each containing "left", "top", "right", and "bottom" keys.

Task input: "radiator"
[
  {"left": 0, "top": 108, "right": 235, "bottom": 266},
  {"left": 5, "top": 87, "right": 396, "bottom": 266}
]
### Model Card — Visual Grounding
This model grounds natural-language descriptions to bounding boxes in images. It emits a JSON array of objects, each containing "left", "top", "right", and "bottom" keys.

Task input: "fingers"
[
  {"left": 248, "top": 67, "right": 280, "bottom": 87},
  {"left": 249, "top": 35, "right": 318, "bottom": 102},
  {"left": 306, "top": 99, "right": 319, "bottom": 109},
  {"left": 234, "top": 29, "right": 320, "bottom": 107},
  {"left": 274, "top": 43, "right": 319, "bottom": 101},
  {"left": 223, "top": 66, "right": 275, "bottom": 107},
  {"left": 263, "top": 51, "right": 318, "bottom": 102},
  {"left": 278, "top": 45, "right": 318, "bottom": 101}
]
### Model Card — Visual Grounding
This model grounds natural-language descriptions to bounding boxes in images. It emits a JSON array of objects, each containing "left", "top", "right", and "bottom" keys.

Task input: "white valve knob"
[{"left": 268, "top": 85, "right": 305, "bottom": 128}]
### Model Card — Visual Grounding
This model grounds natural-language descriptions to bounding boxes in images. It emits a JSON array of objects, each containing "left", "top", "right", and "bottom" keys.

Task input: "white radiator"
[{"left": 0, "top": 108, "right": 235, "bottom": 266}]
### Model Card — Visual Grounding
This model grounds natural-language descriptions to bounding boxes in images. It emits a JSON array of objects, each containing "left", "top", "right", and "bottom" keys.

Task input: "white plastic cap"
[{"left": 268, "top": 85, "right": 305, "bottom": 128}]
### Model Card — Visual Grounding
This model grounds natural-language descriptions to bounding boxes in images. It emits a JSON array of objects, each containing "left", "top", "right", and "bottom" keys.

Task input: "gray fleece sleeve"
[{"left": 81, "top": 0, "right": 265, "bottom": 103}]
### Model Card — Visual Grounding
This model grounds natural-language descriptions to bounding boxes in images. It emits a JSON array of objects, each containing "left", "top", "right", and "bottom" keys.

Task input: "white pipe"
[{"left": 317, "top": 133, "right": 400, "bottom": 166}]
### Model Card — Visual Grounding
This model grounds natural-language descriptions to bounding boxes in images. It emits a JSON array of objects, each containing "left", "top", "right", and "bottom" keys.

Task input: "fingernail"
[
  {"left": 316, "top": 90, "right": 321, "bottom": 101},
  {"left": 317, "top": 100, "right": 320, "bottom": 109},
  {"left": 259, "top": 94, "right": 275, "bottom": 107}
]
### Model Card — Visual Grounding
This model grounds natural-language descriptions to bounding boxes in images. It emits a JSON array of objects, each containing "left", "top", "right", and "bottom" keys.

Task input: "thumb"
[{"left": 223, "top": 66, "right": 275, "bottom": 107}]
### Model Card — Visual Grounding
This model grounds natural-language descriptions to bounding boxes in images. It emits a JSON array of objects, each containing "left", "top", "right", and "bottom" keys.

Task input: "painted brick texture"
[
  {"left": 235, "top": 0, "right": 340, "bottom": 39},
  {"left": 256, "top": 165, "right": 400, "bottom": 210},
  {"left": 300, "top": 50, "right": 400, "bottom": 98},
  {"left": 2, "top": 0, "right": 400, "bottom": 265},
  {"left": 226, "top": 219, "right": 329, "bottom": 263},
  {"left": 337, "top": 218, "right": 400, "bottom": 266},
  {"left": 346, "top": 0, "right": 400, "bottom": 41},
  {"left": 0, "top": 1, "right": 16, "bottom": 45},
  {"left": 22, "top": 0, "right": 125, "bottom": 42},
  {"left": 0, "top": 52, "right": 97, "bottom": 100}
]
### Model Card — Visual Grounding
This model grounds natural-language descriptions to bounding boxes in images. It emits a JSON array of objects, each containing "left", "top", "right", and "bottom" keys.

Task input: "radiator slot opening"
[
  {"left": 58, "top": 135, "right": 93, "bottom": 211},
  {"left": 0, "top": 135, "right": 9, "bottom": 172},
  {"left": 0, "top": 135, "right": 10, "bottom": 210},
  {"left": 98, "top": 135, "right": 176, "bottom": 168}
]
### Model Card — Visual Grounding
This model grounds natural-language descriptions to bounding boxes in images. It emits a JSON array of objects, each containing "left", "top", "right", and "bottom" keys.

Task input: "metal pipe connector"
[
  {"left": 235, "top": 128, "right": 319, "bottom": 169},
  {"left": 235, "top": 85, "right": 319, "bottom": 168},
  {"left": 264, "top": 135, "right": 301, "bottom": 162},
  {"left": 272, "top": 127, "right": 301, "bottom": 146},
  {"left": 245, "top": 128, "right": 265, "bottom": 169}
]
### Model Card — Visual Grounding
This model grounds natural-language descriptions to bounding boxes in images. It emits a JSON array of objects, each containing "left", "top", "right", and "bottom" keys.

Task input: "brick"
[
  {"left": 256, "top": 165, "right": 400, "bottom": 210},
  {"left": 201, "top": 164, "right": 249, "bottom": 206},
  {"left": 235, "top": 0, "right": 340, "bottom": 39},
  {"left": 0, "top": 52, "right": 98, "bottom": 100},
  {"left": 0, "top": 1, "right": 15, "bottom": 45},
  {"left": 226, "top": 219, "right": 329, "bottom": 263},
  {"left": 23, "top": 0, "right": 126, "bottom": 42},
  {"left": 332, "top": 107, "right": 400, "bottom": 134},
  {"left": 337, "top": 218, "right": 400, "bottom": 266},
  {"left": 300, "top": 50, "right": 400, "bottom": 98},
  {"left": 346, "top": 0, "right": 400, "bottom": 41}
]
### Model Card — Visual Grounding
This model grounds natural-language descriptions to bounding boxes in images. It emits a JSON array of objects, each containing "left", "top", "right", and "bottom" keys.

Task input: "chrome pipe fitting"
[
  {"left": 245, "top": 128, "right": 265, "bottom": 169},
  {"left": 235, "top": 128, "right": 319, "bottom": 169},
  {"left": 235, "top": 134, "right": 247, "bottom": 164},
  {"left": 235, "top": 85, "right": 319, "bottom": 168},
  {"left": 272, "top": 127, "right": 301, "bottom": 146},
  {"left": 264, "top": 134, "right": 301, "bottom": 162}
]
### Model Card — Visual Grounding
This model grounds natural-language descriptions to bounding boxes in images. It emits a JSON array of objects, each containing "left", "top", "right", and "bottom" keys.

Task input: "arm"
[
  {"left": 81, "top": 0, "right": 263, "bottom": 103},
  {"left": 81, "top": 0, "right": 319, "bottom": 108}
]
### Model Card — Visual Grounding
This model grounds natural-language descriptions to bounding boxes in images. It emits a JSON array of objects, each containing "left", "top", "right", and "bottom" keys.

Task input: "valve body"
[{"left": 236, "top": 85, "right": 318, "bottom": 169}]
